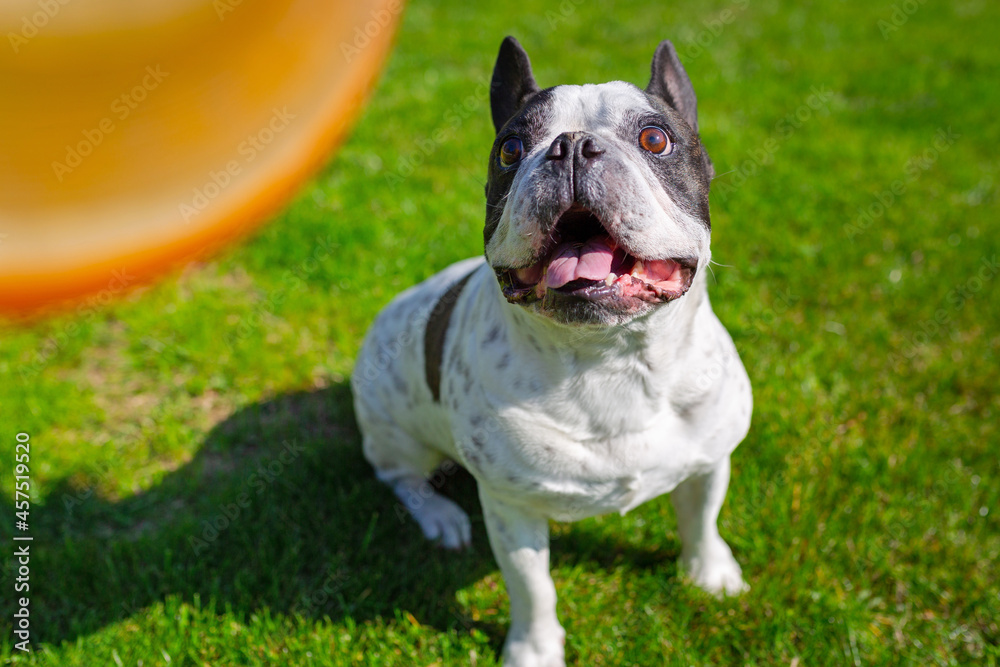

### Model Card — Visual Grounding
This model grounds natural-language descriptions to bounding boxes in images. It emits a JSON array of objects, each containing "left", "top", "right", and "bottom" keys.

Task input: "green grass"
[{"left": 2, "top": 0, "right": 999, "bottom": 664}]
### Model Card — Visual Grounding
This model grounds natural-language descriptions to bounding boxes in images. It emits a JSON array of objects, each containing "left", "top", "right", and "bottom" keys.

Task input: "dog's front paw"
[
  {"left": 680, "top": 540, "right": 749, "bottom": 597},
  {"left": 502, "top": 627, "right": 565, "bottom": 667}
]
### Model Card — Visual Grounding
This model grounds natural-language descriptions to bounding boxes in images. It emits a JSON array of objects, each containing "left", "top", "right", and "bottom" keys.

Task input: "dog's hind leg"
[
  {"left": 670, "top": 454, "right": 748, "bottom": 596},
  {"left": 361, "top": 429, "right": 472, "bottom": 551}
]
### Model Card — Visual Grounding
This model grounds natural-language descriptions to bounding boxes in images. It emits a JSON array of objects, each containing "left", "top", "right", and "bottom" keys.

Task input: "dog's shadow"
[{"left": 5, "top": 382, "right": 680, "bottom": 650}]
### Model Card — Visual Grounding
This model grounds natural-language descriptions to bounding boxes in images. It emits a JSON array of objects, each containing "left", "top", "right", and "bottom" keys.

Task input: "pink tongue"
[{"left": 546, "top": 236, "right": 615, "bottom": 289}]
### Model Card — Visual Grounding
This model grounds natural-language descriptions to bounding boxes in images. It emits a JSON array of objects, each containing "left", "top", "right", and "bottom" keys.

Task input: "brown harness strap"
[{"left": 424, "top": 270, "right": 475, "bottom": 402}]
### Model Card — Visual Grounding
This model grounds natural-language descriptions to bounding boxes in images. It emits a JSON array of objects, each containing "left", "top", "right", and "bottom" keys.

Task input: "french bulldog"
[{"left": 351, "top": 36, "right": 752, "bottom": 667}]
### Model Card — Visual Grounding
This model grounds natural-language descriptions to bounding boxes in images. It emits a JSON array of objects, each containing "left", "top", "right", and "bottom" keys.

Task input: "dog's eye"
[
  {"left": 638, "top": 126, "right": 671, "bottom": 154},
  {"left": 499, "top": 136, "right": 524, "bottom": 167}
]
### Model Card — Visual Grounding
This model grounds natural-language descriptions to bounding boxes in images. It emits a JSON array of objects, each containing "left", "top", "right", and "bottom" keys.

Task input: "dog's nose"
[
  {"left": 579, "top": 136, "right": 604, "bottom": 159},
  {"left": 545, "top": 132, "right": 604, "bottom": 163},
  {"left": 545, "top": 133, "right": 573, "bottom": 160}
]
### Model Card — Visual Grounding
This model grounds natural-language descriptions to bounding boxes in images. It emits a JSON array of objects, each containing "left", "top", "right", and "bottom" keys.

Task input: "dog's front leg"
[
  {"left": 670, "top": 454, "right": 749, "bottom": 596},
  {"left": 479, "top": 490, "right": 565, "bottom": 667}
]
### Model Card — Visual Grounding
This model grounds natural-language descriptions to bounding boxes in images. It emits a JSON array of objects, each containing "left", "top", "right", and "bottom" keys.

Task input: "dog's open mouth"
[{"left": 496, "top": 205, "right": 697, "bottom": 307}]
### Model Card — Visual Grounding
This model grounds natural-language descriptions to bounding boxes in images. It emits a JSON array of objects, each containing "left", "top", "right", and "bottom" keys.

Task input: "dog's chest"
[
  {"left": 458, "top": 397, "right": 718, "bottom": 520},
  {"left": 433, "top": 268, "right": 750, "bottom": 521},
  {"left": 447, "top": 346, "right": 730, "bottom": 521}
]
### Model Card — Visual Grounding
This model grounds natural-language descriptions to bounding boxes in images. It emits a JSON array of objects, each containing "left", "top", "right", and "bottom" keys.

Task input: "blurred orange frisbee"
[{"left": 0, "top": 0, "right": 403, "bottom": 317}]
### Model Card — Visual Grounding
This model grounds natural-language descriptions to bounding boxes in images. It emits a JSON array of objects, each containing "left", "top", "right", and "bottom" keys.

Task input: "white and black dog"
[{"left": 352, "top": 37, "right": 752, "bottom": 667}]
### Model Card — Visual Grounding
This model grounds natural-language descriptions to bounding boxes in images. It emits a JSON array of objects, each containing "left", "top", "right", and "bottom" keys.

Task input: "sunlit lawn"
[{"left": 1, "top": 0, "right": 998, "bottom": 664}]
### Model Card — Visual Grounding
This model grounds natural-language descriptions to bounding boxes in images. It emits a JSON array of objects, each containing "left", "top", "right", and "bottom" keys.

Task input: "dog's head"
[{"left": 485, "top": 37, "right": 714, "bottom": 326}]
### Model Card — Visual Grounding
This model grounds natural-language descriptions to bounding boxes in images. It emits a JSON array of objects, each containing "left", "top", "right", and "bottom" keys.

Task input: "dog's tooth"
[
  {"left": 605, "top": 272, "right": 616, "bottom": 286},
  {"left": 632, "top": 260, "right": 644, "bottom": 276}
]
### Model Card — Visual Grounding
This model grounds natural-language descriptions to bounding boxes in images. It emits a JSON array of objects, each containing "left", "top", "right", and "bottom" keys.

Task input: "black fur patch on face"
[
  {"left": 630, "top": 90, "right": 713, "bottom": 228},
  {"left": 484, "top": 87, "right": 557, "bottom": 249}
]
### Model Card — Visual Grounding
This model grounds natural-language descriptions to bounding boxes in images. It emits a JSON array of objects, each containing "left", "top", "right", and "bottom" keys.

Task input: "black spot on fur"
[
  {"left": 390, "top": 370, "right": 407, "bottom": 394},
  {"left": 424, "top": 271, "right": 475, "bottom": 402}
]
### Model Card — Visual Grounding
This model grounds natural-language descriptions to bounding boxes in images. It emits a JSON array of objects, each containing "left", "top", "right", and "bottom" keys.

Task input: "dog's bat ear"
[
  {"left": 646, "top": 40, "right": 699, "bottom": 133},
  {"left": 490, "top": 36, "right": 540, "bottom": 134}
]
